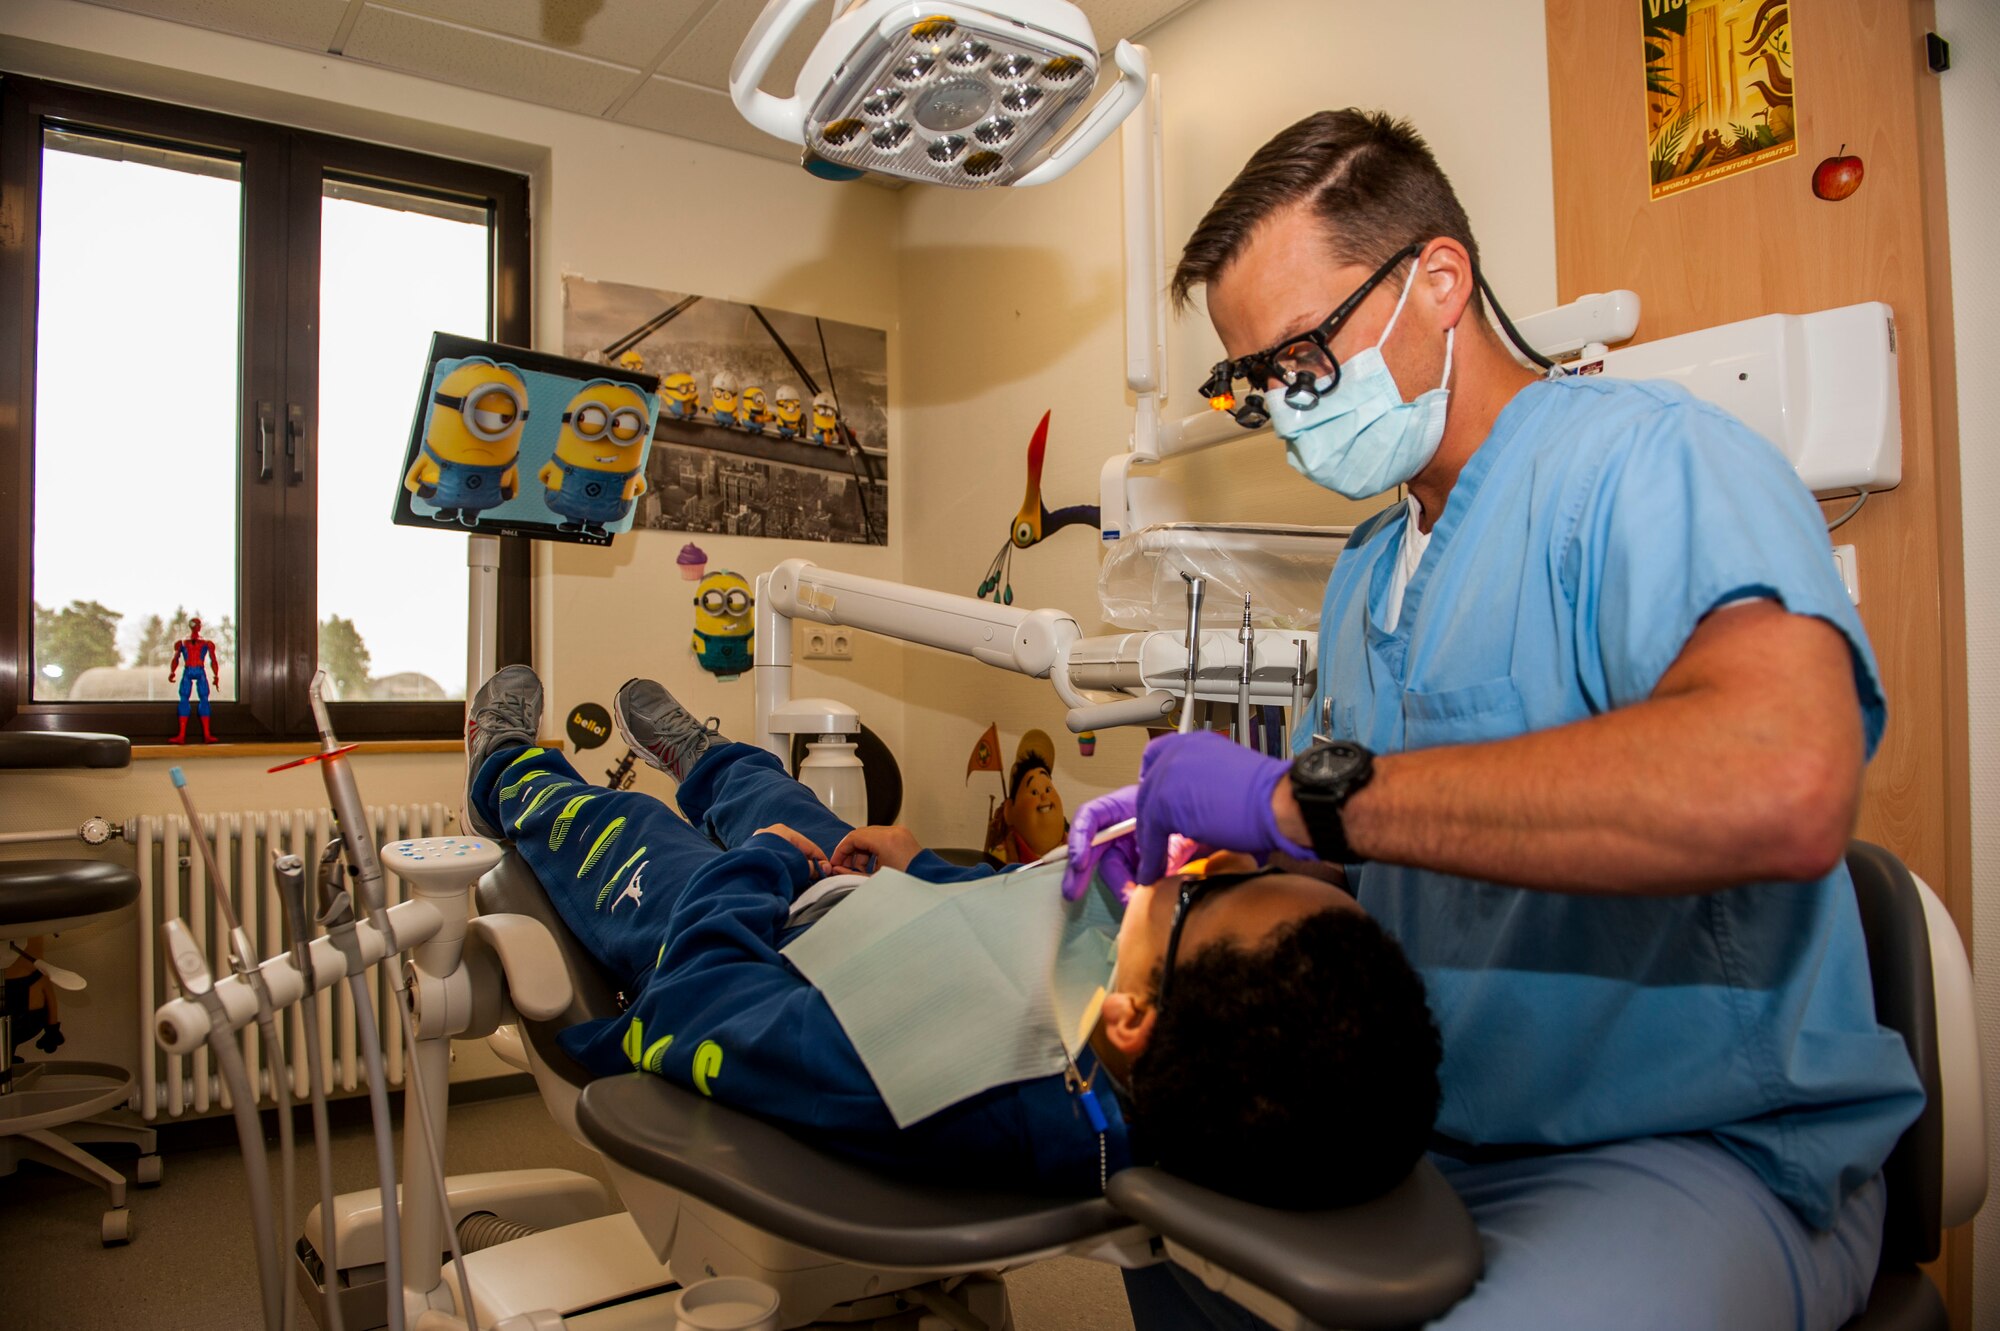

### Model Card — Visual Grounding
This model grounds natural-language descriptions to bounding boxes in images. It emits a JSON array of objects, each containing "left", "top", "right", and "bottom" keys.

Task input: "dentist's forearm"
[{"left": 1274, "top": 612, "right": 1865, "bottom": 895}]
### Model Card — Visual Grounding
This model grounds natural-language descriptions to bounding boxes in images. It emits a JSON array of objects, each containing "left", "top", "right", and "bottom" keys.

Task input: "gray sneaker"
[
  {"left": 614, "top": 677, "right": 725, "bottom": 782},
  {"left": 465, "top": 664, "right": 544, "bottom": 838}
]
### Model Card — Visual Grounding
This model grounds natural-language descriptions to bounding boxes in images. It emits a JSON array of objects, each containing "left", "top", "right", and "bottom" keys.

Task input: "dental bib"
[{"left": 781, "top": 859, "right": 1121, "bottom": 1127}]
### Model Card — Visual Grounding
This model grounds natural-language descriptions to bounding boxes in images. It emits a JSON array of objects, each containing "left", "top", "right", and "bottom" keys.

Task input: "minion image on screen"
[{"left": 393, "top": 334, "right": 660, "bottom": 546}]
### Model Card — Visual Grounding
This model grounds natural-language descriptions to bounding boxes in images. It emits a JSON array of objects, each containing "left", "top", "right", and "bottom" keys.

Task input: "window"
[{"left": 0, "top": 77, "right": 531, "bottom": 740}]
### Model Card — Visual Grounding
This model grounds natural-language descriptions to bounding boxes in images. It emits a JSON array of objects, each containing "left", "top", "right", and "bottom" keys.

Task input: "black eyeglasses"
[
  {"left": 1198, "top": 241, "right": 1426, "bottom": 429},
  {"left": 1156, "top": 866, "right": 1282, "bottom": 1010}
]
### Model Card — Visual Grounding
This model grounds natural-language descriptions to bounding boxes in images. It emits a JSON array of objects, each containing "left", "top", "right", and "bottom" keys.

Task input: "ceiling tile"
[
  {"left": 613, "top": 75, "right": 799, "bottom": 163},
  {"left": 1073, "top": 0, "right": 1206, "bottom": 47},
  {"left": 375, "top": 0, "right": 707, "bottom": 68},
  {"left": 77, "top": 0, "right": 352, "bottom": 53},
  {"left": 656, "top": 0, "right": 824, "bottom": 93},
  {"left": 344, "top": 4, "right": 641, "bottom": 117}
]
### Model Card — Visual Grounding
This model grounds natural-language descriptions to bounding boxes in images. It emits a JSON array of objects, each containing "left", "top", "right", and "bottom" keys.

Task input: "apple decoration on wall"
[{"left": 1813, "top": 145, "right": 1865, "bottom": 202}]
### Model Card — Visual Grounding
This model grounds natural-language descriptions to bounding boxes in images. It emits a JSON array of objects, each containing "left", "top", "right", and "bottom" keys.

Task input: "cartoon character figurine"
[
  {"left": 810, "top": 391, "right": 841, "bottom": 447},
  {"left": 772, "top": 385, "right": 804, "bottom": 440},
  {"left": 404, "top": 357, "right": 528, "bottom": 526},
  {"left": 661, "top": 371, "right": 700, "bottom": 420},
  {"left": 984, "top": 731, "right": 1068, "bottom": 866},
  {"left": 616, "top": 350, "right": 648, "bottom": 375},
  {"left": 739, "top": 385, "right": 771, "bottom": 434},
  {"left": 707, "top": 371, "right": 742, "bottom": 428},
  {"left": 167, "top": 615, "right": 221, "bottom": 744},
  {"left": 691, "top": 570, "right": 755, "bottom": 680},
  {"left": 538, "top": 380, "right": 651, "bottom": 537}
]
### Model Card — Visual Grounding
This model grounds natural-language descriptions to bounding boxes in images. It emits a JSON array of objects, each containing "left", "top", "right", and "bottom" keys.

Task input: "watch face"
[{"left": 1300, "top": 741, "right": 1365, "bottom": 784}]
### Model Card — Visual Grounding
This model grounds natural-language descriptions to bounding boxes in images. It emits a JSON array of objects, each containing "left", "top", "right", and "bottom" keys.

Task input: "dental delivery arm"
[{"left": 1279, "top": 602, "right": 1864, "bottom": 895}]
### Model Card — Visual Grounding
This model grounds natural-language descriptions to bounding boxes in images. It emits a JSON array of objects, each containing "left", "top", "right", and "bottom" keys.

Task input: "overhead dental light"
[{"left": 731, "top": 0, "right": 1149, "bottom": 187}]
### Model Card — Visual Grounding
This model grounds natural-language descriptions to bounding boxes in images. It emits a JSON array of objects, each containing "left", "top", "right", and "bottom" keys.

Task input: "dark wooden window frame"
[{"left": 0, "top": 74, "right": 531, "bottom": 741}]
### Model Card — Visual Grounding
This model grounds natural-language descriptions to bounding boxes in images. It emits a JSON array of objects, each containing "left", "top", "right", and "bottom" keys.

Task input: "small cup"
[{"left": 673, "top": 1276, "right": 781, "bottom": 1331}]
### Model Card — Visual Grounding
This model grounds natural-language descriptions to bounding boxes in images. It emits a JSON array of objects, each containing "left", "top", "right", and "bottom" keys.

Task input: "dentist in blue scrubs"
[{"left": 1085, "top": 110, "right": 1923, "bottom": 1330}]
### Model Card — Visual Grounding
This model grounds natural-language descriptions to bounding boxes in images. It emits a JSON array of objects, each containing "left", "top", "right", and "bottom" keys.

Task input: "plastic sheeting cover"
[{"left": 1097, "top": 523, "right": 1351, "bottom": 631}]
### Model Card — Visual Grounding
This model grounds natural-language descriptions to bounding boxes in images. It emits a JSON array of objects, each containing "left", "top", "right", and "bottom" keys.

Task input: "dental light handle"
[
  {"left": 729, "top": 0, "right": 821, "bottom": 142},
  {"left": 1012, "top": 41, "right": 1150, "bottom": 188},
  {"left": 275, "top": 854, "right": 345, "bottom": 1331},
  {"left": 161, "top": 919, "right": 284, "bottom": 1331}
]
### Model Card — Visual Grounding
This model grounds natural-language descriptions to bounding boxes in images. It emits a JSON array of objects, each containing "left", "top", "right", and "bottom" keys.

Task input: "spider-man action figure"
[{"left": 166, "top": 616, "right": 221, "bottom": 744}]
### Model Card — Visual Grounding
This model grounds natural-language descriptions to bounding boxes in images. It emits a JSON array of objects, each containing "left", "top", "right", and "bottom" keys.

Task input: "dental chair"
[
  {"left": 473, "top": 837, "right": 1982, "bottom": 1331},
  {"left": 1838, "top": 842, "right": 1985, "bottom": 1331},
  {"left": 477, "top": 851, "right": 1483, "bottom": 1330}
]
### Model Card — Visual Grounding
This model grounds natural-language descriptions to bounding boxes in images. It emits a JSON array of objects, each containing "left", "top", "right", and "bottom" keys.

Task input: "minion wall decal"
[{"left": 691, "top": 570, "right": 755, "bottom": 680}]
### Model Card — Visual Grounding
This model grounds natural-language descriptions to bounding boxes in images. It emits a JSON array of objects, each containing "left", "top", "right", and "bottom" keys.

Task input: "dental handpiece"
[
  {"left": 163, "top": 919, "right": 284, "bottom": 1331},
  {"left": 274, "top": 855, "right": 344, "bottom": 1331},
  {"left": 173, "top": 768, "right": 298, "bottom": 1331},
  {"left": 310, "top": 672, "right": 390, "bottom": 929},
  {"left": 1236, "top": 594, "right": 1255, "bottom": 749},
  {"left": 1178, "top": 574, "right": 1206, "bottom": 735}
]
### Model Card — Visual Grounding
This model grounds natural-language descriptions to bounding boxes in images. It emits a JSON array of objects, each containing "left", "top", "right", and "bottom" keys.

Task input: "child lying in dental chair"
[{"left": 465, "top": 666, "right": 1442, "bottom": 1208}]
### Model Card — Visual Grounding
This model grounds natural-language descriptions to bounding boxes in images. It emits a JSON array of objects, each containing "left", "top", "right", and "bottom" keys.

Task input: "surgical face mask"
[{"left": 1266, "top": 268, "right": 1455, "bottom": 501}]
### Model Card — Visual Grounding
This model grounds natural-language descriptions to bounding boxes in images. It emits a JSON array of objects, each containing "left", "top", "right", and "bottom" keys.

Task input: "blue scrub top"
[{"left": 1303, "top": 375, "right": 1922, "bottom": 1229}]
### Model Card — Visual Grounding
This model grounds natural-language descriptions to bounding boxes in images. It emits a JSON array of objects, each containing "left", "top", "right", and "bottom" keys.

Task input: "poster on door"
[{"left": 1643, "top": 0, "right": 1797, "bottom": 201}]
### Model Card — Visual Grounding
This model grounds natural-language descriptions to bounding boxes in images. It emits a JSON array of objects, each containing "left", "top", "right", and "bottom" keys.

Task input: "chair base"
[
  {"left": 1839, "top": 1265, "right": 1945, "bottom": 1331},
  {"left": 0, "top": 1060, "right": 156, "bottom": 1246}
]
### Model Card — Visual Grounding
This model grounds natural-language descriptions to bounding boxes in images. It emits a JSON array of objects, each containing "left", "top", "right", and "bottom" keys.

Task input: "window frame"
[{"left": 0, "top": 74, "right": 532, "bottom": 741}]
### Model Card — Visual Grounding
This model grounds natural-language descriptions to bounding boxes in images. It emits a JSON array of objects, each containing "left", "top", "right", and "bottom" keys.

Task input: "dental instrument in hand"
[
  {"left": 1178, "top": 573, "right": 1206, "bottom": 735},
  {"left": 274, "top": 853, "right": 345, "bottom": 1331},
  {"left": 1291, "top": 640, "right": 1309, "bottom": 750},
  {"left": 161, "top": 918, "right": 285, "bottom": 1331},
  {"left": 1236, "top": 594, "right": 1255, "bottom": 749},
  {"left": 1029, "top": 816, "right": 1139, "bottom": 868},
  {"left": 172, "top": 766, "right": 298, "bottom": 1331},
  {"left": 305, "top": 672, "right": 480, "bottom": 1331}
]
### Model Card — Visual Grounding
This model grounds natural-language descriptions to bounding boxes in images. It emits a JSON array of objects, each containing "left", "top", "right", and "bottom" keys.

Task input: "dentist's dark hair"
[
  {"left": 1171, "top": 109, "right": 1481, "bottom": 313},
  {"left": 1129, "top": 905, "right": 1442, "bottom": 1209}
]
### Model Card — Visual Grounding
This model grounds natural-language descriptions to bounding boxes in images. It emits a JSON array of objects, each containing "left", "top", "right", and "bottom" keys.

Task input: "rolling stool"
[{"left": 0, "top": 730, "right": 156, "bottom": 1244}]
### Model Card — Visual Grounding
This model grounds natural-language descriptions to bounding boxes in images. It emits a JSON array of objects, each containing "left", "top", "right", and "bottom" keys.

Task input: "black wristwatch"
[{"left": 1288, "top": 740, "right": 1375, "bottom": 864}]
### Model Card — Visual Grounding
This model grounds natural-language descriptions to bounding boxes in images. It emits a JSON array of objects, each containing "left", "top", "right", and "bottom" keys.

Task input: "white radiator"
[{"left": 134, "top": 802, "right": 454, "bottom": 1121}]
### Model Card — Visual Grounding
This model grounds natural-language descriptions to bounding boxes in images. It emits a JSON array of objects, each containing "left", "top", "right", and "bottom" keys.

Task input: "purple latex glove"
[
  {"left": 1134, "top": 732, "right": 1312, "bottom": 884},
  {"left": 1063, "top": 785, "right": 1139, "bottom": 902}
]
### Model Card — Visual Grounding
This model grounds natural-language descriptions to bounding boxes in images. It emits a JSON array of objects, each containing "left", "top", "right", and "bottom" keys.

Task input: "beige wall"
[
  {"left": 894, "top": 0, "right": 1557, "bottom": 848},
  {"left": 1935, "top": 0, "right": 2000, "bottom": 1317},
  {"left": 0, "top": 0, "right": 911, "bottom": 1077}
]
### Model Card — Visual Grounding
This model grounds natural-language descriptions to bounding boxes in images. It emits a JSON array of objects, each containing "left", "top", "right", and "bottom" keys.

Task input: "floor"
[{"left": 0, "top": 1090, "right": 1135, "bottom": 1330}]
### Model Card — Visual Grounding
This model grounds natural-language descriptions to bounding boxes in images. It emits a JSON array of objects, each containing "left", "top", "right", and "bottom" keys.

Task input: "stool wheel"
[
  {"left": 135, "top": 1154, "right": 162, "bottom": 1186},
  {"left": 101, "top": 1207, "right": 131, "bottom": 1245}
]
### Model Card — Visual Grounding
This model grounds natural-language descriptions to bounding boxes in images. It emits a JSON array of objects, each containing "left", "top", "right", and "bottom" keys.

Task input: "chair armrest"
[{"left": 1106, "top": 1161, "right": 1481, "bottom": 1331}]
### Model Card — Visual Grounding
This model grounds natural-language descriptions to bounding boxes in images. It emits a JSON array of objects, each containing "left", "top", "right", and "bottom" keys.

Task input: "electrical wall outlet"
[{"left": 802, "top": 626, "right": 853, "bottom": 661}]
